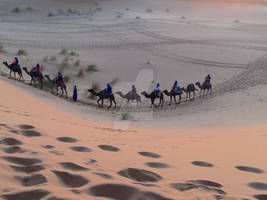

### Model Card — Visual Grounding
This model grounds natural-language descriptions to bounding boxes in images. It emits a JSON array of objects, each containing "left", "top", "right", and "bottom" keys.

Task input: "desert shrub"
[
  {"left": 12, "top": 7, "right": 21, "bottom": 13},
  {"left": 48, "top": 11, "right": 54, "bottom": 17},
  {"left": 0, "top": 43, "right": 5, "bottom": 53},
  {"left": 43, "top": 56, "right": 49, "bottom": 62},
  {"left": 110, "top": 77, "right": 120, "bottom": 85},
  {"left": 64, "top": 75, "right": 71, "bottom": 83},
  {"left": 136, "top": 16, "right": 140, "bottom": 19},
  {"left": 50, "top": 56, "right": 57, "bottom": 61},
  {"left": 86, "top": 64, "right": 99, "bottom": 73},
  {"left": 146, "top": 9, "right": 152, "bottom": 13},
  {"left": 17, "top": 49, "right": 27, "bottom": 55},
  {"left": 77, "top": 69, "right": 84, "bottom": 77},
  {"left": 40, "top": 64, "right": 45, "bottom": 71},
  {"left": 121, "top": 112, "right": 131, "bottom": 121},
  {"left": 26, "top": 6, "right": 34, "bottom": 11},
  {"left": 70, "top": 51, "right": 77, "bottom": 56},
  {"left": 59, "top": 48, "right": 68, "bottom": 55},
  {"left": 74, "top": 59, "right": 80, "bottom": 67}
]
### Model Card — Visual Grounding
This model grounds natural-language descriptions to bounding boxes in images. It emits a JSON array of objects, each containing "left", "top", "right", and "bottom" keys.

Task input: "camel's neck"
[
  {"left": 117, "top": 92, "right": 126, "bottom": 98},
  {"left": 4, "top": 63, "right": 10, "bottom": 69},
  {"left": 90, "top": 90, "right": 100, "bottom": 96}
]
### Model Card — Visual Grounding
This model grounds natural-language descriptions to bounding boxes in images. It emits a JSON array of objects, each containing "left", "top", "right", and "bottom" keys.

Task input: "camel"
[
  {"left": 181, "top": 84, "right": 197, "bottom": 101},
  {"left": 116, "top": 91, "right": 141, "bottom": 106},
  {"left": 44, "top": 75, "right": 67, "bottom": 97},
  {"left": 22, "top": 67, "right": 44, "bottom": 89},
  {"left": 195, "top": 82, "right": 212, "bottom": 96},
  {"left": 163, "top": 88, "right": 183, "bottom": 105},
  {"left": 88, "top": 89, "right": 116, "bottom": 109},
  {"left": 2, "top": 61, "right": 23, "bottom": 80},
  {"left": 141, "top": 90, "right": 164, "bottom": 107}
]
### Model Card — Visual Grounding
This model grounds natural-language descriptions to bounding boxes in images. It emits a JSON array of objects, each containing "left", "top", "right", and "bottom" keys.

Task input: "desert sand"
[{"left": 1, "top": 0, "right": 267, "bottom": 199}]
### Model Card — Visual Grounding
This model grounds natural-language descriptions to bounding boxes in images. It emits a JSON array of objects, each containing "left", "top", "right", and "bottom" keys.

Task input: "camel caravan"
[{"left": 2, "top": 57, "right": 212, "bottom": 109}]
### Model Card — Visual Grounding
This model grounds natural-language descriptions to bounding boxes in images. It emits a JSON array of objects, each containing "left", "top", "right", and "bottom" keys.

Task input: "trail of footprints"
[{"left": 0, "top": 123, "right": 267, "bottom": 200}]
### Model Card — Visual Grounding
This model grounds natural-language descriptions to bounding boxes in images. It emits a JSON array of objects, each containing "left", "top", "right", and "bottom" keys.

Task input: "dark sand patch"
[
  {"left": 19, "top": 174, "right": 47, "bottom": 186},
  {"left": 18, "top": 124, "right": 35, "bottom": 130},
  {"left": 10, "top": 165, "right": 45, "bottom": 174},
  {"left": 254, "top": 194, "right": 267, "bottom": 200},
  {"left": 70, "top": 146, "right": 92, "bottom": 152},
  {"left": 57, "top": 137, "right": 77, "bottom": 143},
  {"left": 93, "top": 172, "right": 113, "bottom": 179},
  {"left": 118, "top": 168, "right": 162, "bottom": 182},
  {"left": 4, "top": 146, "right": 22, "bottom": 154},
  {"left": 60, "top": 162, "right": 89, "bottom": 172},
  {"left": 3, "top": 156, "right": 42, "bottom": 166},
  {"left": 145, "top": 162, "right": 170, "bottom": 169},
  {"left": 248, "top": 182, "right": 267, "bottom": 191},
  {"left": 9, "top": 130, "right": 18, "bottom": 134},
  {"left": 1, "top": 138, "right": 22, "bottom": 146},
  {"left": 188, "top": 180, "right": 222, "bottom": 188},
  {"left": 52, "top": 170, "right": 89, "bottom": 188},
  {"left": 236, "top": 166, "right": 264, "bottom": 174},
  {"left": 48, "top": 197, "right": 70, "bottom": 200},
  {"left": 0, "top": 123, "right": 7, "bottom": 127},
  {"left": 88, "top": 184, "right": 172, "bottom": 200},
  {"left": 170, "top": 183, "right": 226, "bottom": 195},
  {"left": 138, "top": 151, "right": 161, "bottom": 158},
  {"left": 191, "top": 161, "right": 214, "bottom": 168},
  {"left": 42, "top": 145, "right": 54, "bottom": 149},
  {"left": 2, "top": 189, "right": 50, "bottom": 200},
  {"left": 98, "top": 145, "right": 119, "bottom": 152},
  {"left": 21, "top": 130, "right": 41, "bottom": 137}
]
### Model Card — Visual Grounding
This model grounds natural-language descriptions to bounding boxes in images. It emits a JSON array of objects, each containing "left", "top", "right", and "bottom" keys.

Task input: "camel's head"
[
  {"left": 141, "top": 91, "right": 147, "bottom": 96},
  {"left": 22, "top": 67, "right": 27, "bottom": 70},
  {"left": 88, "top": 89, "right": 94, "bottom": 93},
  {"left": 116, "top": 91, "right": 122, "bottom": 94},
  {"left": 162, "top": 90, "right": 168, "bottom": 93},
  {"left": 3, "top": 61, "right": 8, "bottom": 66},
  {"left": 195, "top": 82, "right": 200, "bottom": 86}
]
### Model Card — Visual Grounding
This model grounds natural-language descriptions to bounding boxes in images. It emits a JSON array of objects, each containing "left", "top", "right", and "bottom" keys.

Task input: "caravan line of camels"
[{"left": 2, "top": 60, "right": 212, "bottom": 109}]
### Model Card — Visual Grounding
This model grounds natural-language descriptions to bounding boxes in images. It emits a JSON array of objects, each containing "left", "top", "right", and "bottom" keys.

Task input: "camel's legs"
[
  {"left": 97, "top": 98, "right": 101, "bottom": 107},
  {"left": 169, "top": 96, "right": 172, "bottom": 105},
  {"left": 108, "top": 99, "right": 112, "bottom": 109},
  {"left": 101, "top": 99, "right": 104, "bottom": 107}
]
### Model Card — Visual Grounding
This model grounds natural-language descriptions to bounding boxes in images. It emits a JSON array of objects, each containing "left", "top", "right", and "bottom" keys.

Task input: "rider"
[
  {"left": 105, "top": 83, "right": 112, "bottom": 98},
  {"left": 205, "top": 74, "right": 211, "bottom": 86},
  {"left": 73, "top": 85, "right": 78, "bottom": 102},
  {"left": 32, "top": 63, "right": 41, "bottom": 76},
  {"left": 132, "top": 84, "right": 137, "bottom": 94},
  {"left": 155, "top": 83, "right": 161, "bottom": 97},
  {"left": 172, "top": 80, "right": 180, "bottom": 93},
  {"left": 13, "top": 57, "right": 19, "bottom": 64},
  {"left": 56, "top": 72, "right": 63, "bottom": 84}
]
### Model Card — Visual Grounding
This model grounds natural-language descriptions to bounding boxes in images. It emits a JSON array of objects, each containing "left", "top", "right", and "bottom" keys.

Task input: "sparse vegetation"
[
  {"left": 12, "top": 7, "right": 21, "bottom": 13},
  {"left": 136, "top": 16, "right": 140, "bottom": 19},
  {"left": 77, "top": 69, "right": 84, "bottom": 77},
  {"left": 166, "top": 8, "right": 170, "bottom": 12},
  {"left": 234, "top": 19, "right": 240, "bottom": 23},
  {"left": 146, "top": 9, "right": 152, "bottom": 13},
  {"left": 110, "top": 77, "right": 120, "bottom": 85},
  {"left": 86, "top": 64, "right": 99, "bottom": 73},
  {"left": 40, "top": 64, "right": 45, "bottom": 71},
  {"left": 0, "top": 43, "right": 5, "bottom": 54},
  {"left": 48, "top": 12, "right": 54, "bottom": 17},
  {"left": 17, "top": 49, "right": 28, "bottom": 56},
  {"left": 43, "top": 56, "right": 49, "bottom": 62},
  {"left": 126, "top": 8, "right": 130, "bottom": 11},
  {"left": 26, "top": 6, "right": 34, "bottom": 11},
  {"left": 64, "top": 75, "right": 71, "bottom": 83},
  {"left": 74, "top": 59, "right": 80, "bottom": 67},
  {"left": 59, "top": 48, "right": 68, "bottom": 55},
  {"left": 50, "top": 56, "right": 57, "bottom": 61},
  {"left": 121, "top": 112, "right": 131, "bottom": 121}
]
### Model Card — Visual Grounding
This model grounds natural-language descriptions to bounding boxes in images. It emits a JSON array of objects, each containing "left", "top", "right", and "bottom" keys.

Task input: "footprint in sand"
[
  {"left": 145, "top": 162, "right": 170, "bottom": 169},
  {"left": 4, "top": 146, "right": 25, "bottom": 154},
  {"left": 3, "top": 156, "right": 42, "bottom": 166},
  {"left": 9, "top": 130, "right": 19, "bottom": 134},
  {"left": 118, "top": 168, "right": 162, "bottom": 182},
  {"left": 88, "top": 183, "right": 172, "bottom": 200},
  {"left": 17, "top": 124, "right": 35, "bottom": 130},
  {"left": 70, "top": 146, "right": 92, "bottom": 152},
  {"left": 170, "top": 182, "right": 226, "bottom": 195},
  {"left": 188, "top": 180, "right": 222, "bottom": 188},
  {"left": 18, "top": 174, "right": 47, "bottom": 186},
  {"left": 191, "top": 161, "right": 214, "bottom": 168},
  {"left": 52, "top": 170, "right": 89, "bottom": 188},
  {"left": 21, "top": 130, "right": 41, "bottom": 137},
  {"left": 93, "top": 172, "right": 113, "bottom": 180},
  {"left": 138, "top": 151, "right": 161, "bottom": 158},
  {"left": 60, "top": 162, "right": 89, "bottom": 172},
  {"left": 47, "top": 196, "right": 71, "bottom": 200},
  {"left": 10, "top": 165, "right": 45, "bottom": 174},
  {"left": 57, "top": 137, "right": 77, "bottom": 143},
  {"left": 42, "top": 145, "right": 55, "bottom": 149},
  {"left": 248, "top": 182, "right": 267, "bottom": 191},
  {"left": 254, "top": 194, "right": 267, "bottom": 200},
  {"left": 2, "top": 189, "right": 50, "bottom": 200},
  {"left": 235, "top": 166, "right": 264, "bottom": 174},
  {"left": 1, "top": 138, "right": 22, "bottom": 146},
  {"left": 98, "top": 145, "right": 120, "bottom": 152}
]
